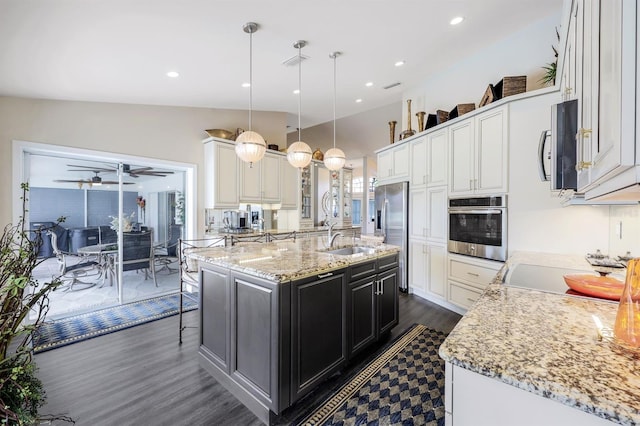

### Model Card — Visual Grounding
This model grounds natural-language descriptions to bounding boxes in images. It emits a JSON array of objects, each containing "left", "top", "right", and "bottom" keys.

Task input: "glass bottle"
[{"left": 614, "top": 258, "right": 640, "bottom": 348}]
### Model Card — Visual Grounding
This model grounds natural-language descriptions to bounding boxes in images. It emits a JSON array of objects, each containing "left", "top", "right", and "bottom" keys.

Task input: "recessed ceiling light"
[
  {"left": 394, "top": 61, "right": 405, "bottom": 67},
  {"left": 355, "top": 99, "right": 363, "bottom": 103},
  {"left": 365, "top": 82, "right": 373, "bottom": 87},
  {"left": 166, "top": 71, "right": 180, "bottom": 78},
  {"left": 450, "top": 16, "right": 464, "bottom": 25},
  {"left": 241, "top": 82, "right": 251, "bottom": 88},
  {"left": 293, "top": 89, "right": 300, "bottom": 94}
]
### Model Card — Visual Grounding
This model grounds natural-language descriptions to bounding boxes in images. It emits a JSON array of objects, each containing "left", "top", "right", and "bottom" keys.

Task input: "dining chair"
[
  {"left": 154, "top": 224, "right": 181, "bottom": 274},
  {"left": 48, "top": 231, "right": 102, "bottom": 291},
  {"left": 178, "top": 236, "right": 226, "bottom": 344},
  {"left": 267, "top": 231, "right": 297, "bottom": 243},
  {"left": 115, "top": 231, "right": 157, "bottom": 287}
]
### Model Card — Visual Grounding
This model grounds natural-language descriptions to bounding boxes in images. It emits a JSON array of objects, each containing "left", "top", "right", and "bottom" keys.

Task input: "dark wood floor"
[{"left": 35, "top": 293, "right": 462, "bottom": 426}]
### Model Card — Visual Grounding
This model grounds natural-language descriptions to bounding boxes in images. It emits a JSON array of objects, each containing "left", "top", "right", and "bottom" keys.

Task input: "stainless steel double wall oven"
[{"left": 447, "top": 195, "right": 507, "bottom": 262}]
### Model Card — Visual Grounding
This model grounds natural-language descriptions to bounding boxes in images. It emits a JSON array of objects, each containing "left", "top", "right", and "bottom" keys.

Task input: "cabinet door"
[
  {"left": 409, "top": 188, "right": 427, "bottom": 239},
  {"left": 348, "top": 276, "right": 376, "bottom": 358},
  {"left": 449, "top": 120, "right": 474, "bottom": 195},
  {"left": 427, "top": 129, "right": 448, "bottom": 187},
  {"left": 576, "top": 0, "right": 595, "bottom": 190},
  {"left": 261, "top": 153, "right": 281, "bottom": 202},
  {"left": 561, "top": 0, "right": 579, "bottom": 100},
  {"left": 204, "top": 141, "right": 239, "bottom": 209},
  {"left": 377, "top": 150, "right": 393, "bottom": 180},
  {"left": 409, "top": 240, "right": 427, "bottom": 293},
  {"left": 239, "top": 160, "right": 262, "bottom": 203},
  {"left": 200, "top": 266, "right": 231, "bottom": 372},
  {"left": 377, "top": 268, "right": 399, "bottom": 336},
  {"left": 291, "top": 272, "right": 346, "bottom": 402},
  {"left": 280, "top": 158, "right": 298, "bottom": 209},
  {"left": 426, "top": 186, "right": 447, "bottom": 243},
  {"left": 476, "top": 107, "right": 508, "bottom": 194},
  {"left": 393, "top": 144, "right": 410, "bottom": 179},
  {"left": 411, "top": 136, "right": 427, "bottom": 186},
  {"left": 427, "top": 244, "right": 447, "bottom": 298}
]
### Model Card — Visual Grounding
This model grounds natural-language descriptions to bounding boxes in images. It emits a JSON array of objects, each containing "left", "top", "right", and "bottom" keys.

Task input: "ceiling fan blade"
[
  {"left": 101, "top": 181, "right": 135, "bottom": 185},
  {"left": 67, "top": 164, "right": 115, "bottom": 172},
  {"left": 128, "top": 167, "right": 153, "bottom": 173},
  {"left": 53, "top": 179, "right": 90, "bottom": 183}
]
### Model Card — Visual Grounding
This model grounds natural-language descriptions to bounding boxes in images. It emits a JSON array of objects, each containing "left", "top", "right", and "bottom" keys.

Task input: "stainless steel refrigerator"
[{"left": 375, "top": 182, "right": 408, "bottom": 292}]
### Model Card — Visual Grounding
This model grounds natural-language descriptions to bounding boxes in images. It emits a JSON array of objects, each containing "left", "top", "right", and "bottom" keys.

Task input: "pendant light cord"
[
  {"left": 333, "top": 53, "right": 336, "bottom": 149},
  {"left": 248, "top": 30, "right": 253, "bottom": 131},
  {"left": 298, "top": 45, "right": 302, "bottom": 141}
]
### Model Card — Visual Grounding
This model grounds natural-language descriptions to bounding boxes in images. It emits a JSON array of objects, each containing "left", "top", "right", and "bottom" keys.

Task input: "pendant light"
[
  {"left": 235, "top": 22, "right": 266, "bottom": 168},
  {"left": 287, "top": 40, "right": 313, "bottom": 169},
  {"left": 324, "top": 51, "right": 346, "bottom": 171}
]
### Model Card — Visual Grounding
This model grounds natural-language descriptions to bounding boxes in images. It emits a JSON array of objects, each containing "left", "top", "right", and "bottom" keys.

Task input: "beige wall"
[{"left": 0, "top": 96, "right": 287, "bottom": 231}]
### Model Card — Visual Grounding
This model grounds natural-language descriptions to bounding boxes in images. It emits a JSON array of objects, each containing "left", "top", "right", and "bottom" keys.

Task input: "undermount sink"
[{"left": 324, "top": 246, "right": 376, "bottom": 256}]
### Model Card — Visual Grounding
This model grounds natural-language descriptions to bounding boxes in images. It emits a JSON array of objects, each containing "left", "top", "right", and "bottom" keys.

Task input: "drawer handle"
[
  {"left": 466, "top": 297, "right": 476, "bottom": 303},
  {"left": 317, "top": 272, "right": 333, "bottom": 279},
  {"left": 466, "top": 272, "right": 479, "bottom": 277}
]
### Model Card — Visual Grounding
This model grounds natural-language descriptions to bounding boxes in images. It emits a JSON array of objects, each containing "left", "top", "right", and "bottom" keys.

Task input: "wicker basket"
[
  {"left": 436, "top": 110, "right": 449, "bottom": 125},
  {"left": 493, "top": 76, "right": 526, "bottom": 99},
  {"left": 449, "top": 103, "right": 476, "bottom": 120}
]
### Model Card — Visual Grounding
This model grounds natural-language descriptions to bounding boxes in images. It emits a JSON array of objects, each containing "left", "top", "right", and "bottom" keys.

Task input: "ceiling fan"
[
  {"left": 67, "top": 163, "right": 174, "bottom": 178},
  {"left": 54, "top": 172, "right": 134, "bottom": 188}
]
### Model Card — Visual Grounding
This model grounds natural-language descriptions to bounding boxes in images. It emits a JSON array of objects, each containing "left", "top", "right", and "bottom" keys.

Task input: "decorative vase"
[
  {"left": 400, "top": 99, "right": 416, "bottom": 140},
  {"left": 312, "top": 148, "right": 324, "bottom": 161},
  {"left": 388, "top": 121, "right": 397, "bottom": 144},
  {"left": 416, "top": 111, "right": 426, "bottom": 132},
  {"left": 614, "top": 257, "right": 640, "bottom": 348}
]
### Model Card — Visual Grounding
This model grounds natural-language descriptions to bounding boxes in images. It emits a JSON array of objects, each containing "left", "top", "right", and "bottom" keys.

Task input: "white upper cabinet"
[
  {"left": 426, "top": 129, "right": 448, "bottom": 187},
  {"left": 571, "top": 0, "right": 638, "bottom": 199},
  {"left": 239, "top": 151, "right": 281, "bottom": 203},
  {"left": 409, "top": 188, "right": 427, "bottom": 239},
  {"left": 426, "top": 186, "right": 447, "bottom": 243},
  {"left": 280, "top": 158, "right": 299, "bottom": 210},
  {"left": 449, "top": 106, "right": 508, "bottom": 196},
  {"left": 204, "top": 139, "right": 239, "bottom": 209},
  {"left": 377, "top": 143, "right": 410, "bottom": 182},
  {"left": 410, "top": 136, "right": 427, "bottom": 187}
]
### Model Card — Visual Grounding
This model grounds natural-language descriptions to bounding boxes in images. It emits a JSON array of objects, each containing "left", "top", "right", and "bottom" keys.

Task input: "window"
[{"left": 352, "top": 199, "right": 361, "bottom": 225}]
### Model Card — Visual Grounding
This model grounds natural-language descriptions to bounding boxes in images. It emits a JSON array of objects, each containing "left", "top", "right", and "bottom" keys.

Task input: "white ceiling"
[{"left": 0, "top": 0, "right": 563, "bottom": 131}]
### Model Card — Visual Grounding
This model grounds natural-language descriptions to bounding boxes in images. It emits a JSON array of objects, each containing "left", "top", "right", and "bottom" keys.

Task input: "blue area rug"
[{"left": 32, "top": 293, "right": 198, "bottom": 353}]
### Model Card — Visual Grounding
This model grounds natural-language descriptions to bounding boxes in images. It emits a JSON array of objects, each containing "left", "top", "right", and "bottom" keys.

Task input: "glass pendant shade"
[
  {"left": 235, "top": 130, "right": 266, "bottom": 166},
  {"left": 324, "top": 147, "right": 346, "bottom": 171},
  {"left": 287, "top": 141, "right": 312, "bottom": 168}
]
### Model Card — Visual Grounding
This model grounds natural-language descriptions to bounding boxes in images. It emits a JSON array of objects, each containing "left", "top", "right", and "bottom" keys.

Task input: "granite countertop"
[
  {"left": 440, "top": 278, "right": 640, "bottom": 424},
  {"left": 188, "top": 235, "right": 399, "bottom": 283}
]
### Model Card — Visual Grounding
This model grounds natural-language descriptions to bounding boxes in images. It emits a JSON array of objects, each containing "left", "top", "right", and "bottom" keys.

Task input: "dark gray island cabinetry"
[{"left": 193, "top": 238, "right": 400, "bottom": 425}]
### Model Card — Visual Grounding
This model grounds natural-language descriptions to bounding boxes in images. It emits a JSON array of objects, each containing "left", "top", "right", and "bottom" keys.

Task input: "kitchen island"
[
  {"left": 439, "top": 252, "right": 640, "bottom": 426},
  {"left": 189, "top": 236, "right": 400, "bottom": 425}
]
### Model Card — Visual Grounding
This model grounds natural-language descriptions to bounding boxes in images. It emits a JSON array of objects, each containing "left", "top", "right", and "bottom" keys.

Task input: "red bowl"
[{"left": 563, "top": 274, "right": 625, "bottom": 300}]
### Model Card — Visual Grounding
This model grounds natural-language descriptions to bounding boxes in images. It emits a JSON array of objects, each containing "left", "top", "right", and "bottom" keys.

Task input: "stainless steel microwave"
[{"left": 538, "top": 99, "right": 578, "bottom": 190}]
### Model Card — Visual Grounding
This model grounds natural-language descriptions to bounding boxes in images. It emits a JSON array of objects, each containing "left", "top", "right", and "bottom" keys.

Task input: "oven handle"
[{"left": 448, "top": 208, "right": 504, "bottom": 214}]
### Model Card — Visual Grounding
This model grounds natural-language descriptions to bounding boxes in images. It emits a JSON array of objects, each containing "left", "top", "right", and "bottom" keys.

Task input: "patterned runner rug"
[
  {"left": 32, "top": 293, "right": 197, "bottom": 353},
  {"left": 295, "top": 324, "right": 447, "bottom": 426}
]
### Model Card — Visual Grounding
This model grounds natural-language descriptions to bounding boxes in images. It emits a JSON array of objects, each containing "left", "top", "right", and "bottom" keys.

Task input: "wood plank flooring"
[{"left": 35, "top": 293, "right": 462, "bottom": 426}]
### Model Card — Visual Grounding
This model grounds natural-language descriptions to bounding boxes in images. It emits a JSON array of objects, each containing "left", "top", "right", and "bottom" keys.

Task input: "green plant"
[
  {"left": 540, "top": 27, "right": 560, "bottom": 86},
  {"left": 0, "top": 183, "right": 73, "bottom": 425}
]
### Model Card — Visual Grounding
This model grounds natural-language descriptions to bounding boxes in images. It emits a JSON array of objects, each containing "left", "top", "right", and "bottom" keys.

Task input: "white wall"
[
  {"left": 403, "top": 13, "right": 561, "bottom": 129},
  {"left": 507, "top": 91, "right": 611, "bottom": 255},
  {"left": 0, "top": 96, "right": 287, "bottom": 232}
]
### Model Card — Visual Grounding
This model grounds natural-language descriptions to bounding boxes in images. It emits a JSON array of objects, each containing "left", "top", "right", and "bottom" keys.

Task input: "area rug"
[
  {"left": 32, "top": 293, "right": 198, "bottom": 353},
  {"left": 295, "top": 324, "right": 448, "bottom": 426}
]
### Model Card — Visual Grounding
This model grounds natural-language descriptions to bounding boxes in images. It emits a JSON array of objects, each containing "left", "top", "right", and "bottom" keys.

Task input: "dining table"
[{"left": 77, "top": 243, "right": 118, "bottom": 287}]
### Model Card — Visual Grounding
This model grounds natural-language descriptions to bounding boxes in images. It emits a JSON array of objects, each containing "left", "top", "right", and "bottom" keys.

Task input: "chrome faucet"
[{"left": 327, "top": 221, "right": 343, "bottom": 248}]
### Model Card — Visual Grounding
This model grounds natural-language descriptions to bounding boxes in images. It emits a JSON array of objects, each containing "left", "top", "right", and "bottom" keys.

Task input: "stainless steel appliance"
[
  {"left": 538, "top": 99, "right": 578, "bottom": 190},
  {"left": 448, "top": 195, "right": 507, "bottom": 262},
  {"left": 375, "top": 182, "right": 408, "bottom": 292},
  {"left": 223, "top": 210, "right": 250, "bottom": 230}
]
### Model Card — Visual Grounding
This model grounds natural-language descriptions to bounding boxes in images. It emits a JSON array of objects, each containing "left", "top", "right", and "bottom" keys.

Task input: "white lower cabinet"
[
  {"left": 447, "top": 254, "right": 502, "bottom": 311},
  {"left": 409, "top": 240, "right": 446, "bottom": 300},
  {"left": 445, "top": 362, "right": 613, "bottom": 426}
]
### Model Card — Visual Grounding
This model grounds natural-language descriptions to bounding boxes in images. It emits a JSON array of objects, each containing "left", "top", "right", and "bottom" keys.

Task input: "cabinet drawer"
[
  {"left": 448, "top": 258, "right": 500, "bottom": 290},
  {"left": 448, "top": 281, "right": 482, "bottom": 310},
  {"left": 349, "top": 260, "right": 377, "bottom": 283},
  {"left": 378, "top": 253, "right": 399, "bottom": 272}
]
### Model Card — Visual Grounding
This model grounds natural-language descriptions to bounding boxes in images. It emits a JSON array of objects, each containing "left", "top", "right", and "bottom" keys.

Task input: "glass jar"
[{"left": 614, "top": 258, "right": 640, "bottom": 348}]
